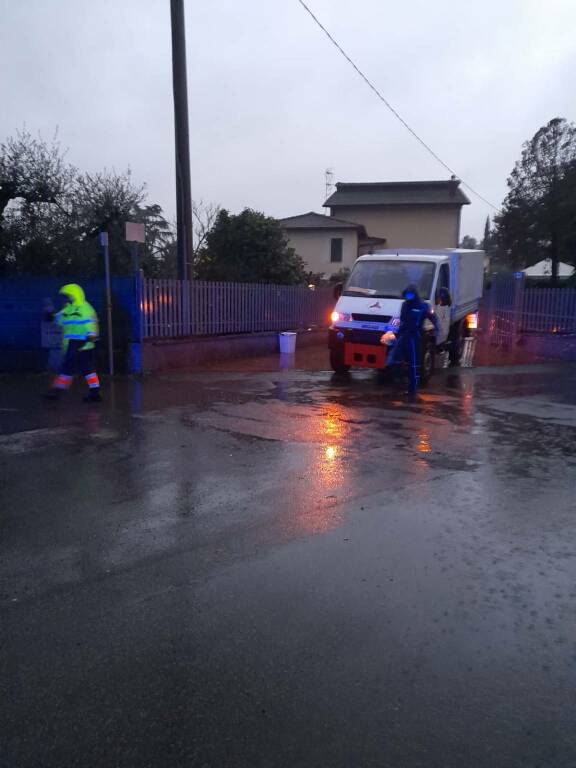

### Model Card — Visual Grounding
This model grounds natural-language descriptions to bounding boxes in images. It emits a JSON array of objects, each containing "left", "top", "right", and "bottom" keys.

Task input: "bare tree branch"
[{"left": 192, "top": 200, "right": 221, "bottom": 257}]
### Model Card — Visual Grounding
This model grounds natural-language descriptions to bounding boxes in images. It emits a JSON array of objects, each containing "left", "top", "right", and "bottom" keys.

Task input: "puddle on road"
[
  {"left": 0, "top": 427, "right": 73, "bottom": 454},
  {"left": 482, "top": 398, "right": 576, "bottom": 426}
]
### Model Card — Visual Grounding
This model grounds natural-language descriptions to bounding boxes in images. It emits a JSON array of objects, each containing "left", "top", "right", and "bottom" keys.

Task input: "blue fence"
[
  {"left": 0, "top": 275, "right": 335, "bottom": 374},
  {"left": 0, "top": 276, "right": 140, "bottom": 372}
]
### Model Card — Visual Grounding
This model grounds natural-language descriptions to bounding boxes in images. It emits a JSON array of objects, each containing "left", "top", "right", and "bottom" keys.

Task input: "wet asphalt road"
[{"left": 1, "top": 350, "right": 576, "bottom": 768}]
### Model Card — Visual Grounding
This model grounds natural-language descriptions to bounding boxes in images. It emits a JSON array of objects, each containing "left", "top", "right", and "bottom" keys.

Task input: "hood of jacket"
[{"left": 59, "top": 283, "right": 86, "bottom": 306}]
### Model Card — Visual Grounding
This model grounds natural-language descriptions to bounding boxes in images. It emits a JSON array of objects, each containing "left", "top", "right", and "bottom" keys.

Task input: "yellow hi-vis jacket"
[{"left": 55, "top": 284, "right": 99, "bottom": 352}]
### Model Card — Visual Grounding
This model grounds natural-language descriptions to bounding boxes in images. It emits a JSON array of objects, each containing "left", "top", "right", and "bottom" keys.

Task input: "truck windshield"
[{"left": 343, "top": 260, "right": 436, "bottom": 300}]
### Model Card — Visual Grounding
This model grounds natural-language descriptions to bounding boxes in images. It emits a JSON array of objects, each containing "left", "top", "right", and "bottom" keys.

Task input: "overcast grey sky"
[{"left": 2, "top": 0, "right": 575, "bottom": 238}]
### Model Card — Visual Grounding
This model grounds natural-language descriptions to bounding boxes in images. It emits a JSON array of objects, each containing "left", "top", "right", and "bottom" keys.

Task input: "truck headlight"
[{"left": 331, "top": 311, "right": 350, "bottom": 323}]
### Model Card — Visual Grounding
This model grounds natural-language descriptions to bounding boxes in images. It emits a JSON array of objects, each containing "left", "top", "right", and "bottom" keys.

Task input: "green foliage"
[
  {"left": 481, "top": 216, "right": 502, "bottom": 272},
  {"left": 0, "top": 130, "right": 176, "bottom": 277},
  {"left": 459, "top": 235, "right": 479, "bottom": 249},
  {"left": 304, "top": 268, "right": 350, "bottom": 288},
  {"left": 482, "top": 216, "right": 491, "bottom": 250},
  {"left": 495, "top": 118, "right": 576, "bottom": 279},
  {"left": 195, "top": 208, "right": 307, "bottom": 284},
  {"left": 329, "top": 267, "right": 351, "bottom": 284},
  {"left": 137, "top": 204, "right": 177, "bottom": 278}
]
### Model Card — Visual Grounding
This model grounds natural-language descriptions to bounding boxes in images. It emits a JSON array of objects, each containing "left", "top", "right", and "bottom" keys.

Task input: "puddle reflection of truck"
[{"left": 329, "top": 249, "right": 485, "bottom": 381}]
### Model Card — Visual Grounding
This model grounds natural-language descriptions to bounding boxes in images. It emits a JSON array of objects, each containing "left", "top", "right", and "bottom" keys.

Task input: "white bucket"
[{"left": 279, "top": 331, "right": 297, "bottom": 354}]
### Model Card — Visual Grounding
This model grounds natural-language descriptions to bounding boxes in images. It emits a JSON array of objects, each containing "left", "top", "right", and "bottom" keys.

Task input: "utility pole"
[{"left": 171, "top": 0, "right": 193, "bottom": 280}]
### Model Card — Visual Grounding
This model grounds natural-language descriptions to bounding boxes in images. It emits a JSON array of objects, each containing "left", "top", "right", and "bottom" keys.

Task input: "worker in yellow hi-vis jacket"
[{"left": 45, "top": 284, "right": 102, "bottom": 402}]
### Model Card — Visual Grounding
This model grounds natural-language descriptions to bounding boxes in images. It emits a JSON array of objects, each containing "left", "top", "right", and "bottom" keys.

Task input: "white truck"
[{"left": 329, "top": 249, "right": 485, "bottom": 381}]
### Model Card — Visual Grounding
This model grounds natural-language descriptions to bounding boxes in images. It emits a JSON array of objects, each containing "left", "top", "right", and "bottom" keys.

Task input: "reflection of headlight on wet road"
[{"left": 417, "top": 432, "right": 432, "bottom": 453}]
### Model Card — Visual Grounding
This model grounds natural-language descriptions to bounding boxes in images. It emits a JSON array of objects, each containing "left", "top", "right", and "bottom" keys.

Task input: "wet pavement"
[{"left": 1, "top": 346, "right": 576, "bottom": 767}]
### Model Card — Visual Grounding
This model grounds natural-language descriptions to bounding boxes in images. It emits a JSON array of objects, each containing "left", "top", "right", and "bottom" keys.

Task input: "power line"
[{"left": 296, "top": 0, "right": 498, "bottom": 211}]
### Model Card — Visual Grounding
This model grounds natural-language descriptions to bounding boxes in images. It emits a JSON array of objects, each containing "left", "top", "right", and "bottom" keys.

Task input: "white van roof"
[{"left": 357, "top": 249, "right": 484, "bottom": 262}]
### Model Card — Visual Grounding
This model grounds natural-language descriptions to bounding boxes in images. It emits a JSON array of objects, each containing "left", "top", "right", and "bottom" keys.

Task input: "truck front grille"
[
  {"left": 349, "top": 330, "right": 382, "bottom": 345},
  {"left": 352, "top": 313, "right": 391, "bottom": 323}
]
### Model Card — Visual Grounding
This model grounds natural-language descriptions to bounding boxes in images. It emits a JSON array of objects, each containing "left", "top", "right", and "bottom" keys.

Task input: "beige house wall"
[
  {"left": 330, "top": 205, "right": 462, "bottom": 249},
  {"left": 284, "top": 229, "right": 359, "bottom": 275}
]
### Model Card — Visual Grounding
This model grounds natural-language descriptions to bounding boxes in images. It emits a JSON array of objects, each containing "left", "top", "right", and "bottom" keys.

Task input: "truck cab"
[{"left": 329, "top": 249, "right": 484, "bottom": 379}]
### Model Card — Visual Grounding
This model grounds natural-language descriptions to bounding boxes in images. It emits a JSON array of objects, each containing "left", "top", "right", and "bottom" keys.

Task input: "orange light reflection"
[
  {"left": 417, "top": 432, "right": 432, "bottom": 453},
  {"left": 291, "top": 406, "right": 348, "bottom": 536}
]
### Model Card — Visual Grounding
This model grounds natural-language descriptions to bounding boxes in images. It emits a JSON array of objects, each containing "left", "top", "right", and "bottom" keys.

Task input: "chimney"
[{"left": 448, "top": 175, "right": 460, "bottom": 197}]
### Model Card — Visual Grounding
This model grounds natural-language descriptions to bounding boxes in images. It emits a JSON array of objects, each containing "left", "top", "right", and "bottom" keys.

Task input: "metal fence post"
[
  {"left": 130, "top": 269, "right": 144, "bottom": 374},
  {"left": 139, "top": 280, "right": 336, "bottom": 339},
  {"left": 512, "top": 272, "right": 525, "bottom": 345}
]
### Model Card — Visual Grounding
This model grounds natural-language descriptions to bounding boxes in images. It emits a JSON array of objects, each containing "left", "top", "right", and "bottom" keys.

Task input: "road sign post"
[
  {"left": 99, "top": 231, "right": 114, "bottom": 376},
  {"left": 125, "top": 222, "right": 146, "bottom": 375}
]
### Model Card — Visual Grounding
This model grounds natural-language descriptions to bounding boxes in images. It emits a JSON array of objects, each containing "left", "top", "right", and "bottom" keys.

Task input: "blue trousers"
[
  {"left": 388, "top": 334, "right": 420, "bottom": 393},
  {"left": 60, "top": 344, "right": 96, "bottom": 377}
]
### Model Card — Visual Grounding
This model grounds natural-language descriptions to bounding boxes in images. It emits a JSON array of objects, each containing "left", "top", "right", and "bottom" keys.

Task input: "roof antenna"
[{"left": 325, "top": 168, "right": 335, "bottom": 215}]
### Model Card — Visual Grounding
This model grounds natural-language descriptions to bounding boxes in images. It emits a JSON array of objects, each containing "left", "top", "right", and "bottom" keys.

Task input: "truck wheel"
[
  {"left": 448, "top": 321, "right": 465, "bottom": 365},
  {"left": 420, "top": 338, "right": 435, "bottom": 385},
  {"left": 330, "top": 348, "right": 350, "bottom": 374}
]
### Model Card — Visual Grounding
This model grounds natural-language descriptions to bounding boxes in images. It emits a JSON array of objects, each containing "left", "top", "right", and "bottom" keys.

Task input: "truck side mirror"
[
  {"left": 436, "top": 288, "right": 452, "bottom": 307},
  {"left": 333, "top": 282, "right": 343, "bottom": 300}
]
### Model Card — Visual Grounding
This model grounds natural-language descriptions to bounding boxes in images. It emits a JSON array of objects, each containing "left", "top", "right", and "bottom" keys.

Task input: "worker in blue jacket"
[{"left": 388, "top": 284, "right": 439, "bottom": 395}]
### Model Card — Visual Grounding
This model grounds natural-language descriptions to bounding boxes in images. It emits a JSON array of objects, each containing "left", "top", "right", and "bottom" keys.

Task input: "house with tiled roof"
[
  {"left": 280, "top": 179, "right": 470, "bottom": 278},
  {"left": 324, "top": 179, "right": 470, "bottom": 250},
  {"left": 278, "top": 212, "right": 385, "bottom": 276}
]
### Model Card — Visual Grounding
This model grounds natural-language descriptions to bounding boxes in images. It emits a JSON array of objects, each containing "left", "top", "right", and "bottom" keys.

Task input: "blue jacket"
[{"left": 398, "top": 299, "right": 439, "bottom": 337}]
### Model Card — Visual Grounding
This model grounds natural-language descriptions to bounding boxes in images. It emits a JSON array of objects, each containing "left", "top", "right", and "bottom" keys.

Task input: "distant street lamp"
[{"left": 170, "top": 0, "right": 193, "bottom": 281}]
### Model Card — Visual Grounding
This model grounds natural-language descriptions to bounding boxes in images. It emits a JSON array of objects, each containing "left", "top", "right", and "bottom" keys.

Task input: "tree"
[
  {"left": 0, "top": 131, "right": 76, "bottom": 276},
  {"left": 70, "top": 169, "right": 147, "bottom": 276},
  {"left": 329, "top": 267, "right": 351, "bottom": 284},
  {"left": 482, "top": 216, "right": 491, "bottom": 250},
  {"left": 480, "top": 215, "right": 501, "bottom": 272},
  {"left": 192, "top": 200, "right": 221, "bottom": 259},
  {"left": 495, "top": 117, "right": 576, "bottom": 280},
  {"left": 0, "top": 130, "right": 73, "bottom": 219},
  {"left": 195, "top": 208, "right": 306, "bottom": 284},
  {"left": 0, "top": 130, "right": 177, "bottom": 277},
  {"left": 460, "top": 235, "right": 479, "bottom": 249},
  {"left": 139, "top": 199, "right": 221, "bottom": 278},
  {"left": 135, "top": 204, "right": 177, "bottom": 278}
]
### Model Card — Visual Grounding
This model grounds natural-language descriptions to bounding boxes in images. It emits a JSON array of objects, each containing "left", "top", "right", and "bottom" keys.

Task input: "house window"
[{"left": 330, "top": 238, "right": 343, "bottom": 263}]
